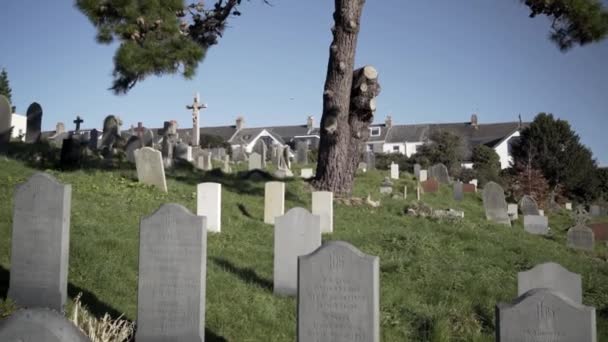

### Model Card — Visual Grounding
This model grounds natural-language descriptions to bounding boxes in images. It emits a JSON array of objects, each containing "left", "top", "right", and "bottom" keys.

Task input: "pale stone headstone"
[
  {"left": 25, "top": 102, "right": 43, "bottom": 143},
  {"left": 453, "top": 181, "right": 463, "bottom": 201},
  {"left": 567, "top": 225, "right": 594, "bottom": 251},
  {"left": 414, "top": 163, "right": 421, "bottom": 179},
  {"left": 174, "top": 142, "right": 191, "bottom": 161},
  {"left": 565, "top": 202, "right": 573, "bottom": 210},
  {"left": 197, "top": 182, "right": 221, "bottom": 233},
  {"left": 519, "top": 195, "right": 540, "bottom": 216},
  {"left": 518, "top": 262, "right": 582, "bottom": 304},
  {"left": 0, "top": 308, "right": 91, "bottom": 342},
  {"left": 301, "top": 168, "right": 314, "bottom": 179},
  {"left": 390, "top": 162, "right": 399, "bottom": 180},
  {"left": 429, "top": 163, "right": 450, "bottom": 184},
  {"left": 523, "top": 215, "right": 549, "bottom": 235},
  {"left": 249, "top": 152, "right": 262, "bottom": 170},
  {"left": 403, "top": 185, "right": 407, "bottom": 200},
  {"left": 196, "top": 153, "right": 212, "bottom": 171},
  {"left": 365, "top": 151, "right": 376, "bottom": 170},
  {"left": 496, "top": 288, "right": 596, "bottom": 342},
  {"left": 134, "top": 147, "right": 167, "bottom": 192},
  {"left": 0, "top": 94, "right": 12, "bottom": 144},
  {"left": 8, "top": 173, "right": 71, "bottom": 312},
  {"left": 538, "top": 209, "right": 545, "bottom": 216},
  {"left": 482, "top": 181, "right": 511, "bottom": 226},
  {"left": 507, "top": 204, "right": 518, "bottom": 220},
  {"left": 358, "top": 162, "right": 367, "bottom": 172},
  {"left": 298, "top": 241, "right": 380, "bottom": 342},
  {"left": 264, "top": 181, "right": 285, "bottom": 224},
  {"left": 312, "top": 191, "right": 333, "bottom": 233},
  {"left": 419, "top": 169, "right": 428, "bottom": 182},
  {"left": 274, "top": 208, "right": 321, "bottom": 296},
  {"left": 296, "top": 141, "right": 308, "bottom": 164},
  {"left": 416, "top": 185, "right": 421, "bottom": 201},
  {"left": 136, "top": 204, "right": 206, "bottom": 342}
]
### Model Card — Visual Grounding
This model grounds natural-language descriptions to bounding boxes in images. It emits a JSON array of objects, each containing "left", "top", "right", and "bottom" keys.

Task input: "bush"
[{"left": 375, "top": 153, "right": 412, "bottom": 171}]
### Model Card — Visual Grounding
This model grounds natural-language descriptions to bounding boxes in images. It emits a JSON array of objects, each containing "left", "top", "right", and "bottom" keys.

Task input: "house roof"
[{"left": 367, "top": 124, "right": 390, "bottom": 142}]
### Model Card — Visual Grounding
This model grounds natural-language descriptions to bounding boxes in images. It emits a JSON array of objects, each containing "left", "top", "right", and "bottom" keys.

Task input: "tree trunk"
[{"left": 314, "top": 0, "right": 380, "bottom": 195}]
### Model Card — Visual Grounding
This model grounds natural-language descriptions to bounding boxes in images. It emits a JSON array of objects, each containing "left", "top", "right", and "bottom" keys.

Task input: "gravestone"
[
  {"left": 523, "top": 215, "right": 549, "bottom": 235},
  {"left": 301, "top": 168, "right": 314, "bottom": 179},
  {"left": 312, "top": 191, "right": 333, "bottom": 233},
  {"left": 518, "top": 262, "right": 582, "bottom": 304},
  {"left": 419, "top": 170, "right": 428, "bottom": 182},
  {"left": 100, "top": 115, "right": 122, "bottom": 158},
  {"left": 297, "top": 241, "right": 379, "bottom": 342},
  {"left": 358, "top": 162, "right": 367, "bottom": 172},
  {"left": 565, "top": 202, "right": 573, "bottom": 210},
  {"left": 590, "top": 223, "right": 608, "bottom": 241},
  {"left": 463, "top": 183, "right": 476, "bottom": 193},
  {"left": 507, "top": 204, "right": 518, "bottom": 220},
  {"left": 567, "top": 226, "right": 594, "bottom": 251},
  {"left": 0, "top": 308, "right": 91, "bottom": 342},
  {"left": 160, "top": 120, "right": 178, "bottom": 168},
  {"left": 174, "top": 142, "right": 192, "bottom": 161},
  {"left": 390, "top": 162, "right": 399, "bottom": 180},
  {"left": 59, "top": 136, "right": 83, "bottom": 169},
  {"left": 429, "top": 163, "right": 450, "bottom": 184},
  {"left": 197, "top": 182, "right": 222, "bottom": 233},
  {"left": 421, "top": 178, "right": 439, "bottom": 193},
  {"left": 403, "top": 185, "right": 407, "bottom": 200},
  {"left": 196, "top": 152, "right": 212, "bottom": 171},
  {"left": 496, "top": 288, "right": 596, "bottom": 342},
  {"left": 137, "top": 204, "right": 206, "bottom": 342},
  {"left": 296, "top": 141, "right": 308, "bottom": 164},
  {"left": 519, "top": 195, "right": 540, "bottom": 216},
  {"left": 134, "top": 147, "right": 167, "bottom": 192},
  {"left": 25, "top": 102, "right": 43, "bottom": 143},
  {"left": 365, "top": 151, "right": 376, "bottom": 170},
  {"left": 253, "top": 139, "right": 268, "bottom": 166},
  {"left": 416, "top": 185, "right": 421, "bottom": 200},
  {"left": 590, "top": 205, "right": 601, "bottom": 217},
  {"left": 125, "top": 136, "right": 141, "bottom": 163},
  {"left": 8, "top": 173, "right": 71, "bottom": 312},
  {"left": 264, "top": 181, "right": 285, "bottom": 224},
  {"left": 414, "top": 163, "right": 421, "bottom": 179},
  {"left": 453, "top": 181, "right": 463, "bottom": 201},
  {"left": 221, "top": 155, "right": 232, "bottom": 173},
  {"left": 482, "top": 181, "right": 511, "bottom": 226},
  {"left": 0, "top": 94, "right": 11, "bottom": 144},
  {"left": 87, "top": 128, "right": 99, "bottom": 151},
  {"left": 249, "top": 152, "right": 262, "bottom": 170},
  {"left": 274, "top": 208, "right": 321, "bottom": 296}
]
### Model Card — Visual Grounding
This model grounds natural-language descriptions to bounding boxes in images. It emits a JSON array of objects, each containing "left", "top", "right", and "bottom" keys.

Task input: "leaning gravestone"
[
  {"left": 0, "top": 308, "right": 91, "bottom": 342},
  {"left": 197, "top": 182, "right": 222, "bottom": 233},
  {"left": 25, "top": 102, "right": 43, "bottom": 143},
  {"left": 274, "top": 208, "right": 321, "bottom": 296},
  {"left": 264, "top": 181, "right": 285, "bottom": 224},
  {"left": 519, "top": 195, "right": 540, "bottom": 216},
  {"left": 136, "top": 204, "right": 207, "bottom": 342},
  {"left": 453, "top": 181, "right": 463, "bottom": 201},
  {"left": 482, "top": 181, "right": 511, "bottom": 226},
  {"left": 523, "top": 215, "right": 549, "bottom": 235},
  {"left": 518, "top": 262, "right": 582, "bottom": 304},
  {"left": 0, "top": 94, "right": 11, "bottom": 144},
  {"left": 249, "top": 152, "right": 262, "bottom": 170},
  {"left": 496, "top": 288, "right": 596, "bottom": 342},
  {"left": 429, "top": 163, "right": 450, "bottom": 184},
  {"left": 134, "top": 147, "right": 167, "bottom": 193},
  {"left": 312, "top": 191, "right": 333, "bottom": 233},
  {"left": 298, "top": 241, "right": 379, "bottom": 342},
  {"left": 8, "top": 173, "right": 71, "bottom": 312}
]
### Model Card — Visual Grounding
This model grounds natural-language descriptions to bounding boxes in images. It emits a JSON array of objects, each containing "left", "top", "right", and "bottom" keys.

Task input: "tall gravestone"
[
  {"left": 136, "top": 204, "right": 207, "bottom": 342},
  {"left": 523, "top": 215, "right": 549, "bottom": 235},
  {"left": 496, "top": 288, "right": 596, "bottom": 342},
  {"left": 365, "top": 151, "right": 376, "bottom": 170},
  {"left": 312, "top": 191, "right": 333, "bottom": 233},
  {"left": 419, "top": 170, "right": 428, "bottom": 182},
  {"left": 0, "top": 308, "right": 91, "bottom": 342},
  {"left": 0, "top": 94, "right": 12, "bottom": 144},
  {"left": 197, "top": 182, "right": 222, "bottom": 233},
  {"left": 100, "top": 115, "right": 122, "bottom": 158},
  {"left": 518, "top": 262, "right": 582, "bottom": 304},
  {"left": 519, "top": 195, "right": 540, "bottom": 216},
  {"left": 429, "top": 163, "right": 450, "bottom": 184},
  {"left": 88, "top": 128, "right": 99, "bottom": 151},
  {"left": 274, "top": 208, "right": 321, "bottom": 296},
  {"left": 8, "top": 173, "right": 71, "bottom": 312},
  {"left": 264, "top": 181, "right": 285, "bottom": 224},
  {"left": 453, "top": 181, "right": 463, "bottom": 201},
  {"left": 482, "top": 181, "right": 511, "bottom": 226},
  {"left": 298, "top": 241, "right": 379, "bottom": 342},
  {"left": 134, "top": 147, "right": 167, "bottom": 192},
  {"left": 296, "top": 141, "right": 308, "bottom": 164},
  {"left": 25, "top": 102, "right": 43, "bottom": 143},
  {"left": 390, "top": 162, "right": 399, "bottom": 180}
]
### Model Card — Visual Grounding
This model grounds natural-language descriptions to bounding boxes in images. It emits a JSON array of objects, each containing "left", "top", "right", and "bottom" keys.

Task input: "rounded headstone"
[{"left": 0, "top": 308, "right": 91, "bottom": 342}]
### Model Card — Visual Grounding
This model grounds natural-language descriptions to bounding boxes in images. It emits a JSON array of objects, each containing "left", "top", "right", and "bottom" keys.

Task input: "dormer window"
[{"left": 370, "top": 127, "right": 381, "bottom": 137}]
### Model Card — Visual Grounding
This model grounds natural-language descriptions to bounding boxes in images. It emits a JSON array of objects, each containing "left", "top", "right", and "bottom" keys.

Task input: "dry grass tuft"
[{"left": 69, "top": 293, "right": 135, "bottom": 342}]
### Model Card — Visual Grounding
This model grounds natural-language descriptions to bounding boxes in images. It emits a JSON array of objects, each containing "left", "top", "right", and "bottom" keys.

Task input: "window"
[
  {"left": 367, "top": 144, "right": 373, "bottom": 151},
  {"left": 369, "top": 127, "right": 381, "bottom": 137},
  {"left": 392, "top": 145, "right": 400, "bottom": 152}
]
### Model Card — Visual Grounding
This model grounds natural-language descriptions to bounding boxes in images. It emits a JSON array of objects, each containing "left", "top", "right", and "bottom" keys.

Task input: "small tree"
[
  {"left": 412, "top": 130, "right": 464, "bottom": 175},
  {"left": 0, "top": 68, "right": 12, "bottom": 104},
  {"left": 471, "top": 145, "right": 501, "bottom": 187},
  {"left": 507, "top": 161, "right": 551, "bottom": 208}
]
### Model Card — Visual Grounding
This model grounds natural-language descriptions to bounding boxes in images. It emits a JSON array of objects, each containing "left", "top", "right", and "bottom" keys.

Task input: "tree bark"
[{"left": 313, "top": 0, "right": 380, "bottom": 195}]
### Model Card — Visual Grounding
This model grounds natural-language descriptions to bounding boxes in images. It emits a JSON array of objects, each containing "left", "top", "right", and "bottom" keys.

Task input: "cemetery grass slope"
[{"left": 1, "top": 157, "right": 608, "bottom": 341}]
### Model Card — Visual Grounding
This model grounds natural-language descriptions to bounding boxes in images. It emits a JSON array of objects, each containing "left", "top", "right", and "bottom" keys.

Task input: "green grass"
[{"left": 1, "top": 157, "right": 608, "bottom": 341}]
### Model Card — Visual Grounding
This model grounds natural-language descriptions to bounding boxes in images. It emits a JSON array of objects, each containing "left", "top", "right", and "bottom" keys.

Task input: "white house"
[{"left": 10, "top": 113, "right": 26, "bottom": 141}]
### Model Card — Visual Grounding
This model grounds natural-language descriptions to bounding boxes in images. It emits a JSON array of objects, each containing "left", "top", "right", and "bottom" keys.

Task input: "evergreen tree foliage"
[
  {"left": 597, "top": 167, "right": 608, "bottom": 201},
  {"left": 0, "top": 68, "right": 12, "bottom": 104},
  {"left": 471, "top": 145, "right": 501, "bottom": 187}
]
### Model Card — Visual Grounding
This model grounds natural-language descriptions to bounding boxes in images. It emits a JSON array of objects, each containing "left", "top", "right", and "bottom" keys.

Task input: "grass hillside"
[{"left": 1, "top": 156, "right": 608, "bottom": 341}]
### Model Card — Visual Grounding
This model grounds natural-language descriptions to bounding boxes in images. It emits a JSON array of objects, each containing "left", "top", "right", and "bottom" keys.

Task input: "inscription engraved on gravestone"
[
  {"left": 297, "top": 241, "right": 379, "bottom": 342},
  {"left": 8, "top": 173, "right": 71, "bottom": 312},
  {"left": 136, "top": 204, "right": 206, "bottom": 342}
]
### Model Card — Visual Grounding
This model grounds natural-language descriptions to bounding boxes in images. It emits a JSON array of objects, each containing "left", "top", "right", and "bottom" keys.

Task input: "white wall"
[
  {"left": 493, "top": 130, "right": 520, "bottom": 169},
  {"left": 405, "top": 142, "right": 424, "bottom": 157},
  {"left": 245, "top": 130, "right": 283, "bottom": 153},
  {"left": 11, "top": 113, "right": 26, "bottom": 141},
  {"left": 383, "top": 143, "right": 405, "bottom": 154}
]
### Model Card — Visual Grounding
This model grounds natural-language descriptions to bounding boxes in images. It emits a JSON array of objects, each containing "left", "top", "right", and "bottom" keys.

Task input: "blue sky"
[{"left": 1, "top": 0, "right": 606, "bottom": 165}]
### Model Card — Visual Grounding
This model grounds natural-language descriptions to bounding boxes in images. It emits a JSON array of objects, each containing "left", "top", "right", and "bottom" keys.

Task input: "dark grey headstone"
[
  {"left": 136, "top": 203, "right": 206, "bottom": 342},
  {"left": 298, "top": 241, "right": 379, "bottom": 342},
  {"left": 567, "top": 225, "right": 595, "bottom": 251},
  {"left": 518, "top": 262, "right": 582, "bottom": 304},
  {"left": 0, "top": 94, "right": 11, "bottom": 144},
  {"left": 519, "top": 195, "right": 540, "bottom": 216},
  {"left": 365, "top": 151, "right": 376, "bottom": 170},
  {"left": 100, "top": 115, "right": 122, "bottom": 154},
  {"left": 87, "top": 129, "right": 99, "bottom": 151},
  {"left": 453, "top": 181, "right": 463, "bottom": 201},
  {"left": 523, "top": 215, "right": 549, "bottom": 235},
  {"left": 174, "top": 142, "right": 191, "bottom": 161},
  {"left": 296, "top": 141, "right": 308, "bottom": 164},
  {"left": 0, "top": 308, "right": 91, "bottom": 342},
  {"left": 429, "top": 163, "right": 450, "bottom": 184},
  {"left": 8, "top": 173, "right": 71, "bottom": 312},
  {"left": 496, "top": 288, "right": 596, "bottom": 342},
  {"left": 25, "top": 102, "right": 43, "bottom": 143},
  {"left": 482, "top": 182, "right": 511, "bottom": 226},
  {"left": 59, "top": 136, "right": 83, "bottom": 169},
  {"left": 274, "top": 208, "right": 321, "bottom": 296}
]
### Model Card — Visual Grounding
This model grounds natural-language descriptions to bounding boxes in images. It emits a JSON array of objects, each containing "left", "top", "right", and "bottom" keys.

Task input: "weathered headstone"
[
  {"left": 419, "top": 169, "right": 428, "bottom": 182},
  {"left": 100, "top": 115, "right": 122, "bottom": 158},
  {"left": 8, "top": 173, "right": 71, "bottom": 312},
  {"left": 429, "top": 163, "right": 450, "bottom": 184},
  {"left": 482, "top": 181, "right": 511, "bottom": 226},
  {"left": 87, "top": 128, "right": 99, "bottom": 151},
  {"left": 134, "top": 147, "right": 167, "bottom": 192},
  {"left": 197, "top": 182, "right": 222, "bottom": 233},
  {"left": 249, "top": 152, "right": 262, "bottom": 170},
  {"left": 403, "top": 185, "right": 407, "bottom": 200},
  {"left": 519, "top": 195, "right": 540, "bottom": 216},
  {"left": 297, "top": 241, "right": 379, "bottom": 342},
  {"left": 567, "top": 226, "right": 595, "bottom": 251},
  {"left": 496, "top": 288, "right": 596, "bottom": 342},
  {"left": 453, "top": 181, "right": 463, "bottom": 201},
  {"left": 253, "top": 139, "right": 268, "bottom": 167},
  {"left": 174, "top": 142, "right": 192, "bottom": 161},
  {"left": 312, "top": 191, "right": 333, "bottom": 234},
  {"left": 390, "top": 162, "right": 399, "bottom": 180},
  {"left": 296, "top": 141, "right": 308, "bottom": 164},
  {"left": 518, "top": 262, "right": 582, "bottom": 304},
  {"left": 301, "top": 168, "right": 314, "bottom": 179},
  {"left": 0, "top": 308, "right": 91, "bottom": 342},
  {"left": 421, "top": 178, "right": 439, "bottom": 193},
  {"left": 264, "top": 181, "right": 285, "bottom": 224},
  {"left": 136, "top": 204, "right": 206, "bottom": 342},
  {"left": 0, "top": 94, "right": 12, "bottom": 144},
  {"left": 365, "top": 151, "right": 376, "bottom": 170},
  {"left": 413, "top": 163, "right": 421, "bottom": 179},
  {"left": 25, "top": 102, "right": 43, "bottom": 143},
  {"left": 523, "top": 215, "right": 549, "bottom": 235},
  {"left": 274, "top": 208, "right": 321, "bottom": 296}
]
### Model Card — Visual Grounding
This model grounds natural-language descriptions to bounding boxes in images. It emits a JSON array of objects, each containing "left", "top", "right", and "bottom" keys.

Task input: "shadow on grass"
[
  {"left": 211, "top": 257, "right": 273, "bottom": 292},
  {"left": 237, "top": 203, "right": 254, "bottom": 219}
]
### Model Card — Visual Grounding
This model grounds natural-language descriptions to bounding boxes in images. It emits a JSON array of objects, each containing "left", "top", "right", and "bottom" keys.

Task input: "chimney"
[
  {"left": 385, "top": 114, "right": 393, "bottom": 128},
  {"left": 306, "top": 115, "right": 314, "bottom": 131},
  {"left": 236, "top": 116, "right": 244, "bottom": 131},
  {"left": 470, "top": 114, "right": 478, "bottom": 129}
]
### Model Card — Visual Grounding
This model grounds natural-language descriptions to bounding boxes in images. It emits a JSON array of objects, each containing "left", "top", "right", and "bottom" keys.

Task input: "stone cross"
[
  {"left": 73, "top": 116, "right": 83, "bottom": 133},
  {"left": 135, "top": 122, "right": 145, "bottom": 147},
  {"left": 186, "top": 92, "right": 207, "bottom": 147}
]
